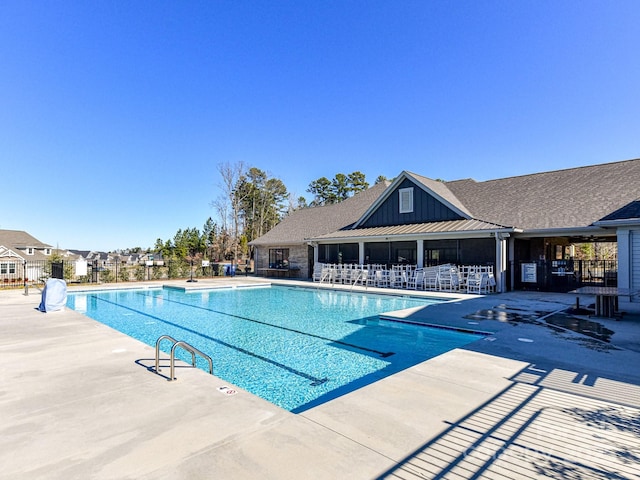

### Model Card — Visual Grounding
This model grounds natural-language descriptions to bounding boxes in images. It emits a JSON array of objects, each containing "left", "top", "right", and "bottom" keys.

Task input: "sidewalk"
[{"left": 1, "top": 281, "right": 639, "bottom": 479}]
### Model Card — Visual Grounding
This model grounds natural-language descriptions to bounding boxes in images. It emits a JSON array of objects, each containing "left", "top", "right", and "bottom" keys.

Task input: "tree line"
[
  {"left": 120, "top": 163, "right": 617, "bottom": 266},
  {"left": 147, "top": 162, "right": 389, "bottom": 265}
]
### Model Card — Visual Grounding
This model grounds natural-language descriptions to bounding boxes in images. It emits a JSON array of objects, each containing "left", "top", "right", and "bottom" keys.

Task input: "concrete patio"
[{"left": 1, "top": 279, "right": 639, "bottom": 479}]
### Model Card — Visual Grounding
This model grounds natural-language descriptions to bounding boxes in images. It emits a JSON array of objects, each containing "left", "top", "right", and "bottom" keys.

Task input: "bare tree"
[{"left": 216, "top": 161, "right": 247, "bottom": 267}]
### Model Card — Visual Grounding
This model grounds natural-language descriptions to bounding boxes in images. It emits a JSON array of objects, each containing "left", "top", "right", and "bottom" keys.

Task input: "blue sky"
[{"left": 2, "top": 1, "right": 638, "bottom": 251}]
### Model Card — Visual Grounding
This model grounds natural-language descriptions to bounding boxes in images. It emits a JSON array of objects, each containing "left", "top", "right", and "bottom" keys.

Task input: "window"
[
  {"left": 0, "top": 262, "right": 16, "bottom": 274},
  {"left": 424, "top": 240, "right": 459, "bottom": 266},
  {"left": 269, "top": 248, "right": 290, "bottom": 269},
  {"left": 44, "top": 248, "right": 51, "bottom": 255},
  {"left": 318, "top": 244, "right": 339, "bottom": 263},
  {"left": 27, "top": 247, "right": 34, "bottom": 255},
  {"left": 318, "top": 243, "right": 358, "bottom": 264},
  {"left": 338, "top": 243, "right": 359, "bottom": 264},
  {"left": 392, "top": 241, "right": 417, "bottom": 264},
  {"left": 399, "top": 187, "right": 414, "bottom": 214},
  {"left": 365, "top": 242, "right": 391, "bottom": 265}
]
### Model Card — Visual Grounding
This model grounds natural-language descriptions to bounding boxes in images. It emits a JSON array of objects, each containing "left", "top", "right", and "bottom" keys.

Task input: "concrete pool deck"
[{"left": 1, "top": 279, "right": 639, "bottom": 479}]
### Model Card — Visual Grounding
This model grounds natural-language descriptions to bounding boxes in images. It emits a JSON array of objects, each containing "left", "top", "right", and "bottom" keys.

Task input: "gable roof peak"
[
  {"left": 352, "top": 170, "right": 472, "bottom": 228},
  {"left": 402, "top": 171, "right": 473, "bottom": 218}
]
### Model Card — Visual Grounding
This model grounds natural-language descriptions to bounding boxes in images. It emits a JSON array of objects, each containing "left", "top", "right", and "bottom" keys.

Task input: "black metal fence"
[
  {"left": 511, "top": 259, "right": 618, "bottom": 292},
  {"left": 1, "top": 258, "right": 617, "bottom": 293},
  {"left": 0, "top": 259, "right": 248, "bottom": 289}
]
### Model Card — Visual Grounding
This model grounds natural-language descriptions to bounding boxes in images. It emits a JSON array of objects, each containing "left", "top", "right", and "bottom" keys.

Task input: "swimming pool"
[{"left": 67, "top": 285, "right": 482, "bottom": 412}]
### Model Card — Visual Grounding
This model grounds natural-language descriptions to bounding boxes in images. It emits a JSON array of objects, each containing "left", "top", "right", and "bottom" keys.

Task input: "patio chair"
[
  {"left": 341, "top": 265, "right": 352, "bottom": 284},
  {"left": 407, "top": 269, "right": 425, "bottom": 290},
  {"left": 312, "top": 264, "right": 324, "bottom": 282},
  {"left": 334, "top": 265, "right": 345, "bottom": 284},
  {"left": 389, "top": 268, "right": 405, "bottom": 288},
  {"left": 487, "top": 272, "right": 496, "bottom": 292},
  {"left": 365, "top": 269, "right": 377, "bottom": 287},
  {"left": 348, "top": 266, "right": 363, "bottom": 286},
  {"left": 320, "top": 265, "right": 335, "bottom": 284},
  {"left": 374, "top": 269, "right": 389, "bottom": 288},
  {"left": 458, "top": 265, "right": 476, "bottom": 290},
  {"left": 438, "top": 264, "right": 461, "bottom": 292},
  {"left": 424, "top": 266, "right": 439, "bottom": 290},
  {"left": 466, "top": 272, "right": 488, "bottom": 294},
  {"left": 354, "top": 268, "right": 367, "bottom": 286}
]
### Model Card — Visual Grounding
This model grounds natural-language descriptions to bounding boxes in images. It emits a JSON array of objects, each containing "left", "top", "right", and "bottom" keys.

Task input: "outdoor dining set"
[{"left": 313, "top": 263, "right": 496, "bottom": 294}]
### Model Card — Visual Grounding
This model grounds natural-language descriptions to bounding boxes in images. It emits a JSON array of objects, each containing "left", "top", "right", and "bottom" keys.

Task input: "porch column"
[
  {"left": 617, "top": 229, "right": 631, "bottom": 291},
  {"left": 358, "top": 241, "right": 365, "bottom": 265},
  {"left": 495, "top": 234, "right": 509, "bottom": 293},
  {"left": 508, "top": 236, "right": 515, "bottom": 291},
  {"left": 417, "top": 239, "right": 424, "bottom": 268}
]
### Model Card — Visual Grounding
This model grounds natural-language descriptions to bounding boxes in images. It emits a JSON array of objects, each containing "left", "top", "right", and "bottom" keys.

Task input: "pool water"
[{"left": 67, "top": 285, "right": 482, "bottom": 412}]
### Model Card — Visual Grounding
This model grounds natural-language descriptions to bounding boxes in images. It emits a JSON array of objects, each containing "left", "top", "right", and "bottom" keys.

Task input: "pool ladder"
[{"left": 154, "top": 335, "right": 213, "bottom": 381}]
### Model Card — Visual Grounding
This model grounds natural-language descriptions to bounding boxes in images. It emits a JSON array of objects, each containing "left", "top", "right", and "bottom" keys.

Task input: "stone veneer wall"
[{"left": 255, "top": 244, "right": 311, "bottom": 279}]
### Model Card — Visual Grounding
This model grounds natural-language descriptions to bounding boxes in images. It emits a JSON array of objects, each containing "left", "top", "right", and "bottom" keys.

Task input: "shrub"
[
  {"left": 118, "top": 267, "right": 130, "bottom": 283},
  {"left": 134, "top": 265, "right": 146, "bottom": 281},
  {"left": 167, "top": 261, "right": 183, "bottom": 279},
  {"left": 153, "top": 266, "right": 166, "bottom": 280},
  {"left": 100, "top": 268, "right": 114, "bottom": 283}
]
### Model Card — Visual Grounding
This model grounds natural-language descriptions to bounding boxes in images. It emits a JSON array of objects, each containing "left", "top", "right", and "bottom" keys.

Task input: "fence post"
[
  {"left": 93, "top": 260, "right": 99, "bottom": 283},
  {"left": 23, "top": 260, "right": 28, "bottom": 295}
]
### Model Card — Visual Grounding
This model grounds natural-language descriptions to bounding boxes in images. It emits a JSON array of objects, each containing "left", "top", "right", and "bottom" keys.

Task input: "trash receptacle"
[{"left": 51, "top": 262, "right": 64, "bottom": 279}]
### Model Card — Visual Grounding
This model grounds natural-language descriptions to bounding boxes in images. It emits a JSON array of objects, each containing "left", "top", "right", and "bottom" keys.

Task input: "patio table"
[{"left": 570, "top": 286, "right": 638, "bottom": 318}]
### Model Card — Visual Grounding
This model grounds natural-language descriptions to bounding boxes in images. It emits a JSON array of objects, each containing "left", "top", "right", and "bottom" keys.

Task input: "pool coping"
[{"left": 379, "top": 314, "right": 495, "bottom": 336}]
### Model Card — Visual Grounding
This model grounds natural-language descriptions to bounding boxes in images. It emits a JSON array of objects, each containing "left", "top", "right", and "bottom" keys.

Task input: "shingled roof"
[
  {"left": 249, "top": 181, "right": 390, "bottom": 246},
  {"left": 252, "top": 158, "right": 640, "bottom": 246},
  {"left": 0, "top": 229, "right": 53, "bottom": 261},
  {"left": 0, "top": 229, "right": 52, "bottom": 249},
  {"left": 445, "top": 158, "right": 640, "bottom": 230}
]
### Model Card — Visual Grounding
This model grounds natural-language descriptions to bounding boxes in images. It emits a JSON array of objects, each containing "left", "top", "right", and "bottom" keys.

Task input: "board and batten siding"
[
  {"left": 360, "top": 178, "right": 464, "bottom": 228},
  {"left": 632, "top": 229, "right": 640, "bottom": 299}
]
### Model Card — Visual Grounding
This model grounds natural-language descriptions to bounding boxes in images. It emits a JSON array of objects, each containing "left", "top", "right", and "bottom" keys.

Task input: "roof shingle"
[
  {"left": 446, "top": 158, "right": 640, "bottom": 229},
  {"left": 249, "top": 182, "right": 389, "bottom": 245},
  {"left": 251, "top": 158, "right": 640, "bottom": 245}
]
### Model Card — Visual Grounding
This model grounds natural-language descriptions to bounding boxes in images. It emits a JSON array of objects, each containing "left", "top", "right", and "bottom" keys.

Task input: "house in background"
[
  {"left": 0, "top": 229, "right": 54, "bottom": 284},
  {"left": 250, "top": 158, "right": 640, "bottom": 301}
]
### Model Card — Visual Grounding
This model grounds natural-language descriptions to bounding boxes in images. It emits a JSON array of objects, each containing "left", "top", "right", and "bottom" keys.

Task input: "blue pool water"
[{"left": 67, "top": 285, "right": 482, "bottom": 412}]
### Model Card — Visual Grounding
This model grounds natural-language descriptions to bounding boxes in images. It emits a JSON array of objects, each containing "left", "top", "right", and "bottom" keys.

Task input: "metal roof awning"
[{"left": 307, "top": 219, "right": 516, "bottom": 242}]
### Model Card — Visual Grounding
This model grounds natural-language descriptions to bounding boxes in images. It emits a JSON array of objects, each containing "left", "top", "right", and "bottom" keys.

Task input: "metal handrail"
[
  {"left": 154, "top": 335, "right": 213, "bottom": 381},
  {"left": 350, "top": 270, "right": 367, "bottom": 291},
  {"left": 170, "top": 341, "right": 213, "bottom": 381},
  {"left": 155, "top": 335, "right": 190, "bottom": 373}
]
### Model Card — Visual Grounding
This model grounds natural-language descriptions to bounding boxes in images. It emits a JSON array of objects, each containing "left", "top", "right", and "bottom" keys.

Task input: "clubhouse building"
[{"left": 250, "top": 158, "right": 640, "bottom": 301}]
